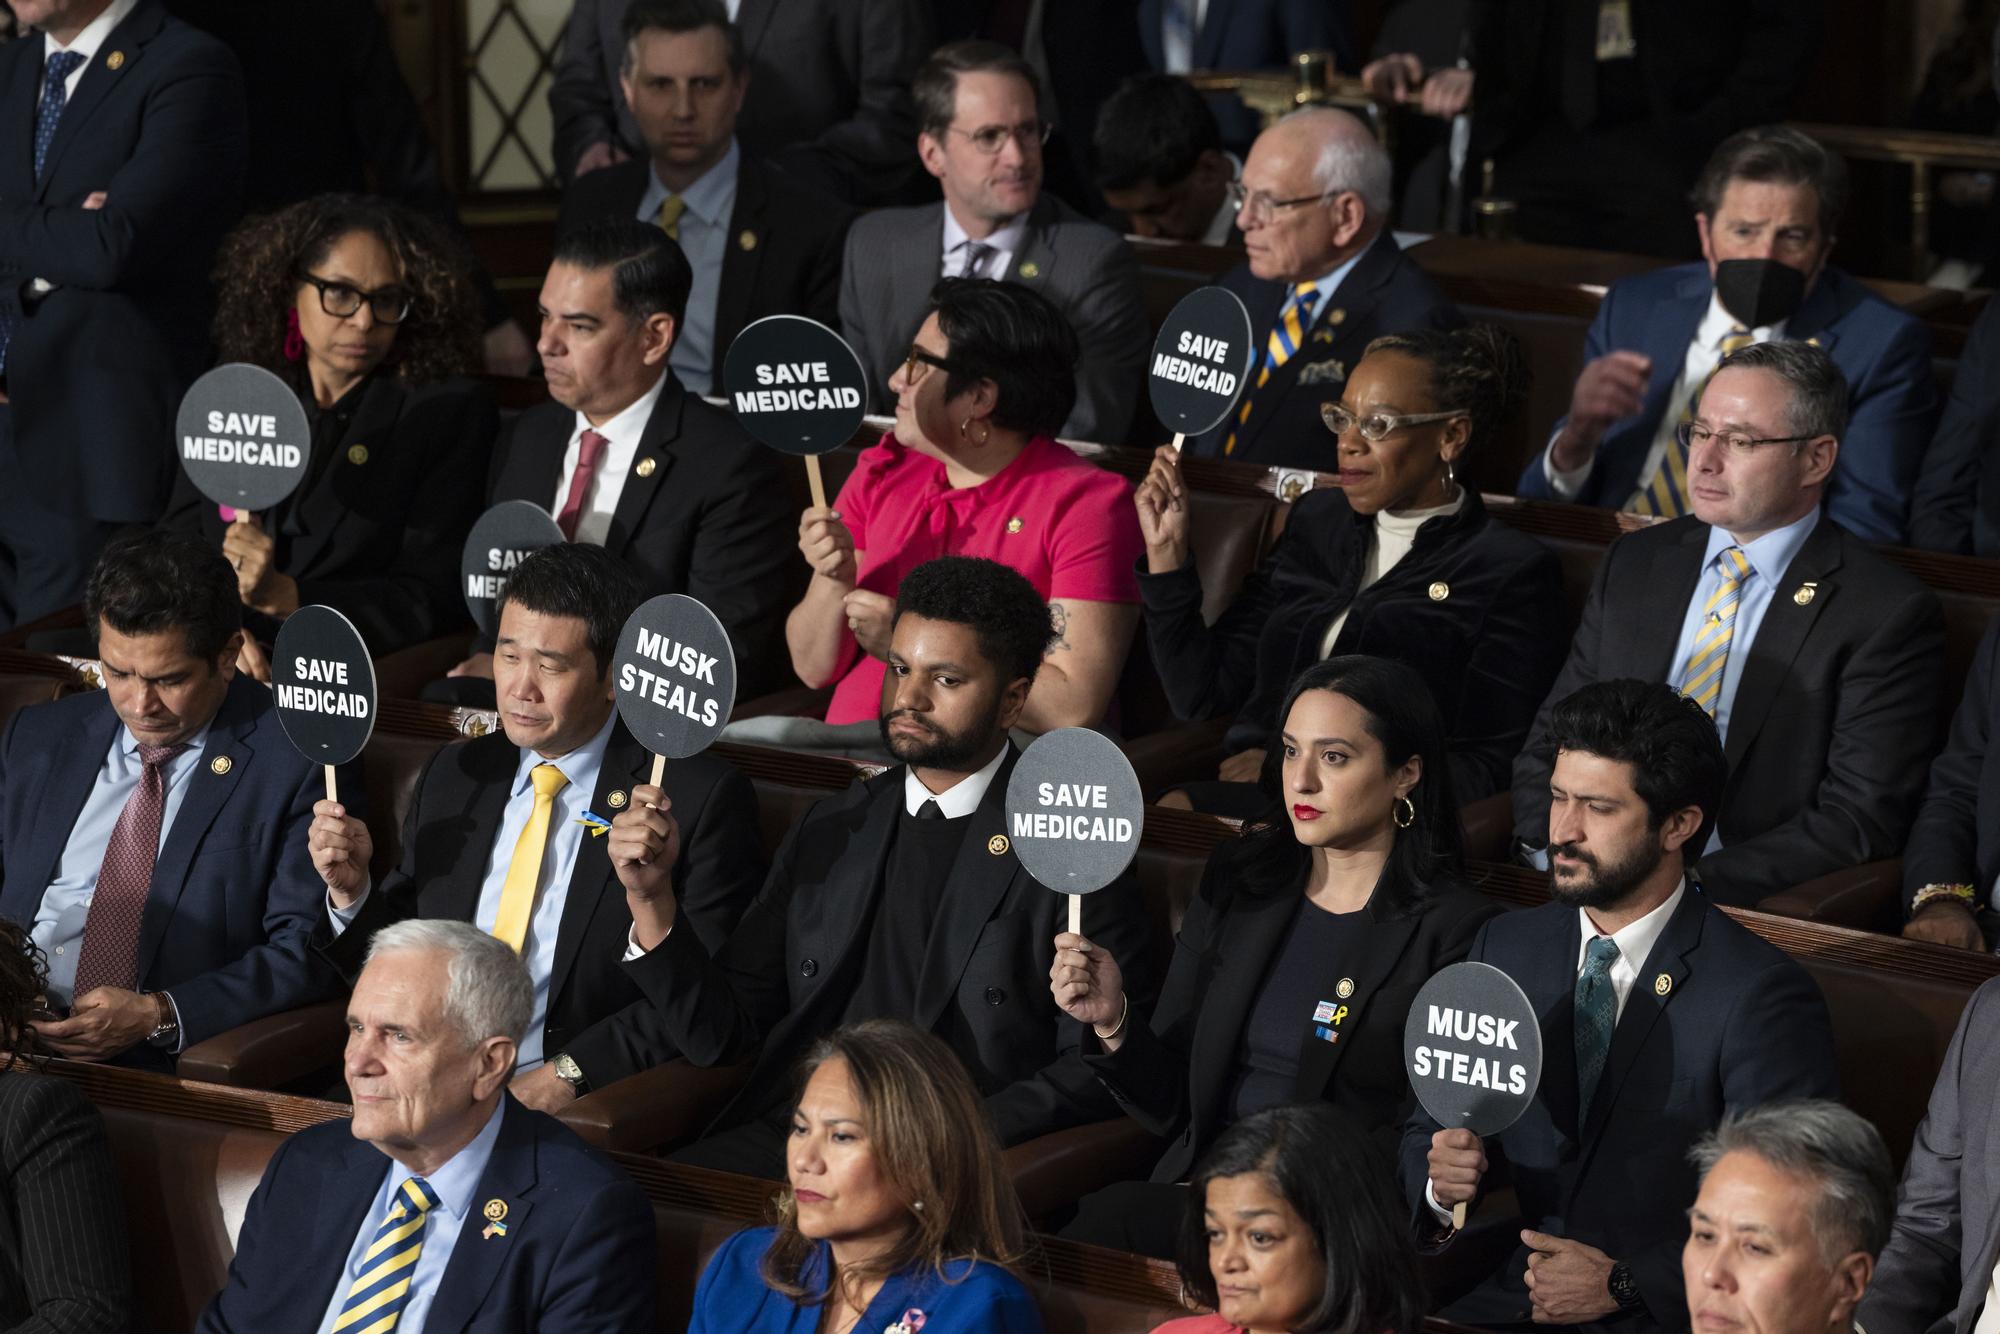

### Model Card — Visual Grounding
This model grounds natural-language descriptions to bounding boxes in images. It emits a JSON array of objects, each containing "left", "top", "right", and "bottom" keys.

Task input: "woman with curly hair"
[
  {"left": 689, "top": 1019, "right": 1041, "bottom": 1333},
  {"left": 162, "top": 194, "right": 499, "bottom": 666},
  {"left": 0, "top": 917, "right": 132, "bottom": 1333}
]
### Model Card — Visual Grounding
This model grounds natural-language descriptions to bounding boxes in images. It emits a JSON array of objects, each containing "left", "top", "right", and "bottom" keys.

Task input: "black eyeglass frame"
[{"left": 299, "top": 272, "right": 414, "bottom": 325}]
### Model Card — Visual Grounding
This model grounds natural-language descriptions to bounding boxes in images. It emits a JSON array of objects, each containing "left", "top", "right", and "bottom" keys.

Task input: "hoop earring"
[
  {"left": 1393, "top": 796, "right": 1416, "bottom": 829},
  {"left": 959, "top": 416, "right": 991, "bottom": 447},
  {"left": 1445, "top": 457, "right": 1455, "bottom": 487}
]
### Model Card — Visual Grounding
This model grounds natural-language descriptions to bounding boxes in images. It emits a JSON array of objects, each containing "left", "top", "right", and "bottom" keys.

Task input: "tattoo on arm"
[{"left": 1048, "top": 602, "right": 1072, "bottom": 652}]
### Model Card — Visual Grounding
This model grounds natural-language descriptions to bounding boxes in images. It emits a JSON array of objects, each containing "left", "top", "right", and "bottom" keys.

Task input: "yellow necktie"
[
  {"left": 1634, "top": 327, "right": 1754, "bottom": 518},
  {"left": 1680, "top": 546, "right": 1751, "bottom": 715},
  {"left": 492, "top": 763, "right": 567, "bottom": 953},
  {"left": 1224, "top": 281, "right": 1318, "bottom": 456},
  {"left": 657, "top": 194, "right": 686, "bottom": 240}
]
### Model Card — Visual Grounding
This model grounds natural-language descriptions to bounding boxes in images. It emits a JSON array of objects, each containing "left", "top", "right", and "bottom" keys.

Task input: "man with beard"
[
  {"left": 607, "top": 555, "right": 1156, "bottom": 1177},
  {"left": 1405, "top": 678, "right": 1837, "bottom": 1332}
]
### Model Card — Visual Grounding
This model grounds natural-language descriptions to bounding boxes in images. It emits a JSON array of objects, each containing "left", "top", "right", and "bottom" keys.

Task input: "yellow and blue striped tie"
[
  {"left": 332, "top": 1176, "right": 441, "bottom": 1334},
  {"left": 1680, "top": 547, "right": 1751, "bottom": 715},
  {"left": 1223, "top": 281, "right": 1319, "bottom": 456},
  {"left": 1633, "top": 327, "right": 1754, "bottom": 519}
]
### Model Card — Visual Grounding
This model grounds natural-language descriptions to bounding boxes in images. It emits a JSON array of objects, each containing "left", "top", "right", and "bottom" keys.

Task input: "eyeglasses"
[
  {"left": 299, "top": 273, "right": 413, "bottom": 325},
  {"left": 1675, "top": 421, "right": 1818, "bottom": 456},
  {"left": 1320, "top": 403, "right": 1469, "bottom": 441},
  {"left": 901, "top": 346, "right": 957, "bottom": 384},
  {"left": 945, "top": 119, "right": 1052, "bottom": 156},
  {"left": 1230, "top": 182, "right": 1330, "bottom": 224}
]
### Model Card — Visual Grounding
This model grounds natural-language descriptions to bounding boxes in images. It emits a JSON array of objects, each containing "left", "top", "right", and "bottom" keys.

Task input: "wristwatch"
[
  {"left": 552, "top": 1051, "right": 589, "bottom": 1097},
  {"left": 146, "top": 992, "right": 180, "bottom": 1051},
  {"left": 1607, "top": 1262, "right": 1641, "bottom": 1310}
]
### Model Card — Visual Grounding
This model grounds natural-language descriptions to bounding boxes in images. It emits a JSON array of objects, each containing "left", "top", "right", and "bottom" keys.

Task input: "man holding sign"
[
  {"left": 1403, "top": 680, "right": 1836, "bottom": 1330},
  {"left": 614, "top": 556, "right": 1154, "bottom": 1178}
]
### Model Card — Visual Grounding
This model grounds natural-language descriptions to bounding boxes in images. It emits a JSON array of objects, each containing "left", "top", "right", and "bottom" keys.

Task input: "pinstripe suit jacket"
[{"left": 0, "top": 1069, "right": 131, "bottom": 1332}]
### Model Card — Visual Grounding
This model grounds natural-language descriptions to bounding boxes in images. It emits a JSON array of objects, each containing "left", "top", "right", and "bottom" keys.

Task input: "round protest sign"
[
  {"left": 271, "top": 605, "right": 377, "bottom": 767},
  {"left": 1003, "top": 728, "right": 1144, "bottom": 894},
  {"left": 722, "top": 314, "right": 869, "bottom": 456},
  {"left": 611, "top": 594, "right": 738, "bottom": 759},
  {"left": 175, "top": 363, "right": 312, "bottom": 512},
  {"left": 460, "top": 501, "right": 566, "bottom": 638},
  {"left": 1402, "top": 961, "right": 1543, "bottom": 1137},
  {"left": 1148, "top": 286, "right": 1256, "bottom": 436}
]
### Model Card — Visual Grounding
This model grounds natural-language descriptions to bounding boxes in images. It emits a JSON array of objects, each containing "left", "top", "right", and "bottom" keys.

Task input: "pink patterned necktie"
[
  {"left": 555, "top": 429, "right": 610, "bottom": 540},
  {"left": 72, "top": 742, "right": 188, "bottom": 997}
]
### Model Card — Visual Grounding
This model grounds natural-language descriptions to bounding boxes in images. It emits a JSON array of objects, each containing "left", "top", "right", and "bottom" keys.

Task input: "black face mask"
[{"left": 1713, "top": 258, "right": 1808, "bottom": 330}]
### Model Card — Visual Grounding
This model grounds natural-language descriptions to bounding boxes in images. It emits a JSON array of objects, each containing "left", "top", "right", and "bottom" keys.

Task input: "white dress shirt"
[
  {"left": 552, "top": 370, "right": 668, "bottom": 547},
  {"left": 902, "top": 744, "right": 1007, "bottom": 816},
  {"left": 941, "top": 206, "right": 1030, "bottom": 281}
]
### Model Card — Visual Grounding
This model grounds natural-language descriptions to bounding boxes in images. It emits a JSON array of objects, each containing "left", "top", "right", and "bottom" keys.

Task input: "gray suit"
[
  {"left": 838, "top": 195, "right": 1150, "bottom": 443},
  {"left": 1861, "top": 977, "right": 2000, "bottom": 1334}
]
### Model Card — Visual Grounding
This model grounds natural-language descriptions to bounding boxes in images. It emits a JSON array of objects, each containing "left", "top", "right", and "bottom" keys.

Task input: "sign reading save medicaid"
[
  {"left": 1148, "top": 286, "right": 1256, "bottom": 437},
  {"left": 460, "top": 501, "right": 566, "bottom": 638},
  {"left": 1004, "top": 728, "right": 1145, "bottom": 897},
  {"left": 175, "top": 363, "right": 312, "bottom": 512},
  {"left": 271, "top": 605, "right": 377, "bottom": 769},
  {"left": 723, "top": 314, "right": 869, "bottom": 456},
  {"left": 611, "top": 594, "right": 738, "bottom": 761},
  {"left": 1402, "top": 962, "right": 1543, "bottom": 1136}
]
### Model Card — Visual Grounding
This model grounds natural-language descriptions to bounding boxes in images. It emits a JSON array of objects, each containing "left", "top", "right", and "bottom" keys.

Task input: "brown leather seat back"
[
  {"left": 360, "top": 727, "right": 463, "bottom": 877},
  {"left": 0, "top": 650, "right": 86, "bottom": 731},
  {"left": 1797, "top": 959, "right": 1971, "bottom": 1168},
  {"left": 1937, "top": 589, "right": 2000, "bottom": 734}
]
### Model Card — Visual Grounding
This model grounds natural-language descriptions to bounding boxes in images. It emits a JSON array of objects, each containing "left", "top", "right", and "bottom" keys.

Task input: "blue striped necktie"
[{"left": 332, "top": 1176, "right": 441, "bottom": 1334}]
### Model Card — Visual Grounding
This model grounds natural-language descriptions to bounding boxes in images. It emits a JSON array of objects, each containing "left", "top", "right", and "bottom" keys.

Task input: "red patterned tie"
[
  {"left": 72, "top": 742, "right": 188, "bottom": 997},
  {"left": 555, "top": 429, "right": 610, "bottom": 540}
]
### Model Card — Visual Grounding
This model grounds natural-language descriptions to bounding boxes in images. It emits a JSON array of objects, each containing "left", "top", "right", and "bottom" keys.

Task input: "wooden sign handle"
[
  {"left": 1068, "top": 893, "right": 1081, "bottom": 936},
  {"left": 1170, "top": 431, "right": 1186, "bottom": 453},
  {"left": 805, "top": 454, "right": 828, "bottom": 511},
  {"left": 1451, "top": 1200, "right": 1468, "bottom": 1230},
  {"left": 324, "top": 764, "right": 338, "bottom": 805},
  {"left": 649, "top": 752, "right": 666, "bottom": 790}
]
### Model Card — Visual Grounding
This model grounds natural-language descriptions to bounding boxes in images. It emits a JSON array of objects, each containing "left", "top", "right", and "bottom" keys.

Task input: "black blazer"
[
  {"left": 1510, "top": 516, "right": 1943, "bottom": 906},
  {"left": 1141, "top": 486, "right": 1567, "bottom": 801},
  {"left": 0, "top": 0, "right": 245, "bottom": 523},
  {"left": 1089, "top": 842, "right": 1498, "bottom": 1184},
  {"left": 1398, "top": 890, "right": 1839, "bottom": 1331},
  {"left": 555, "top": 155, "right": 855, "bottom": 394},
  {"left": 1911, "top": 295, "right": 2000, "bottom": 557},
  {"left": 486, "top": 371, "right": 800, "bottom": 698},
  {"left": 162, "top": 375, "right": 497, "bottom": 655},
  {"left": 0, "top": 1070, "right": 130, "bottom": 1333},
  {"left": 621, "top": 751, "right": 1158, "bottom": 1146},
  {"left": 1903, "top": 613, "right": 2000, "bottom": 914},
  {"left": 320, "top": 722, "right": 765, "bottom": 1090},
  {"left": 1185, "top": 230, "right": 1462, "bottom": 466}
]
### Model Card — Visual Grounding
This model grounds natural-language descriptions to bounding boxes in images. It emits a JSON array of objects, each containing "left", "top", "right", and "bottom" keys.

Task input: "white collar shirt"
[
  {"left": 941, "top": 206, "right": 1030, "bottom": 282},
  {"left": 40, "top": 0, "right": 138, "bottom": 98},
  {"left": 902, "top": 744, "right": 1008, "bottom": 818},
  {"left": 1575, "top": 882, "right": 1686, "bottom": 1022},
  {"left": 553, "top": 370, "right": 668, "bottom": 547}
]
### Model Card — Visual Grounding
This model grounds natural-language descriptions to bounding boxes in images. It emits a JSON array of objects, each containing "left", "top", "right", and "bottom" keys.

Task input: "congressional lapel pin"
[
  {"left": 346, "top": 444, "right": 369, "bottom": 466},
  {"left": 738, "top": 229, "right": 758, "bottom": 251},
  {"left": 1793, "top": 582, "right": 1817, "bottom": 607},
  {"left": 1336, "top": 976, "right": 1355, "bottom": 999},
  {"left": 1654, "top": 973, "right": 1673, "bottom": 997},
  {"left": 1018, "top": 261, "right": 1040, "bottom": 278},
  {"left": 484, "top": 1199, "right": 507, "bottom": 1221},
  {"left": 635, "top": 457, "right": 657, "bottom": 478},
  {"left": 574, "top": 810, "right": 612, "bottom": 837},
  {"left": 1328, "top": 308, "right": 1346, "bottom": 326},
  {"left": 209, "top": 755, "right": 233, "bottom": 775},
  {"left": 106, "top": 50, "right": 125, "bottom": 70},
  {"left": 987, "top": 834, "right": 1009, "bottom": 856},
  {"left": 607, "top": 789, "right": 629, "bottom": 809},
  {"left": 1428, "top": 582, "right": 1450, "bottom": 602},
  {"left": 1005, "top": 516, "right": 1023, "bottom": 534}
]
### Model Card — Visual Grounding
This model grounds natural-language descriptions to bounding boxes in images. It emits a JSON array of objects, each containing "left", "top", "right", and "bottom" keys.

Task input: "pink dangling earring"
[{"left": 283, "top": 308, "right": 306, "bottom": 362}]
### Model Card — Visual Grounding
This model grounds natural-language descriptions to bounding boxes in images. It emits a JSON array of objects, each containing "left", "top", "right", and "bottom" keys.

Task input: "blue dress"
[{"left": 689, "top": 1226, "right": 1044, "bottom": 1333}]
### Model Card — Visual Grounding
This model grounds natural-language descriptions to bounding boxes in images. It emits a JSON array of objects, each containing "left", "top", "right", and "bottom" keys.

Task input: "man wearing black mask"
[{"left": 1515, "top": 126, "right": 1936, "bottom": 546}]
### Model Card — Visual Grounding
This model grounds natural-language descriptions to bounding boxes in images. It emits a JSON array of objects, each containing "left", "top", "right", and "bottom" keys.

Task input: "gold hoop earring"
[
  {"left": 1393, "top": 796, "right": 1416, "bottom": 828},
  {"left": 1444, "top": 457, "right": 1456, "bottom": 487},
  {"left": 959, "top": 416, "right": 991, "bottom": 447}
]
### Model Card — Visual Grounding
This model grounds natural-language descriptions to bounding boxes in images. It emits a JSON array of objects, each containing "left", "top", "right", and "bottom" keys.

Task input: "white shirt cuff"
[
  {"left": 324, "top": 879, "right": 372, "bottom": 937},
  {"left": 622, "top": 921, "right": 671, "bottom": 961},
  {"left": 1424, "top": 1177, "right": 1456, "bottom": 1226},
  {"left": 1542, "top": 435, "right": 1594, "bottom": 499}
]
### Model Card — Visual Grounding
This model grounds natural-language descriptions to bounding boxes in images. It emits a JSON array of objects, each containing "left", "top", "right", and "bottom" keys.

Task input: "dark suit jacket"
[
  {"left": 0, "top": 678, "right": 341, "bottom": 1054},
  {"left": 1398, "top": 891, "right": 1839, "bottom": 1331},
  {"left": 838, "top": 194, "right": 1151, "bottom": 444},
  {"left": 1090, "top": 843, "right": 1497, "bottom": 1183},
  {"left": 1858, "top": 976, "right": 2000, "bottom": 1334},
  {"left": 554, "top": 154, "right": 855, "bottom": 392},
  {"left": 1511, "top": 516, "right": 1942, "bottom": 906},
  {"left": 0, "top": 1070, "right": 130, "bottom": 1333},
  {"left": 1185, "top": 230, "right": 1463, "bottom": 465},
  {"left": 320, "top": 722, "right": 764, "bottom": 1090},
  {"left": 486, "top": 371, "right": 798, "bottom": 698},
  {"left": 197, "top": 1095, "right": 656, "bottom": 1334},
  {"left": 549, "top": 0, "right": 930, "bottom": 203},
  {"left": 621, "top": 751, "right": 1158, "bottom": 1146},
  {"left": 1515, "top": 263, "right": 1937, "bottom": 545},
  {"left": 1140, "top": 486, "right": 1567, "bottom": 800},
  {"left": 1138, "top": 0, "right": 1353, "bottom": 153},
  {"left": 0, "top": 0, "right": 245, "bottom": 523},
  {"left": 1911, "top": 294, "right": 2000, "bottom": 557},
  {"left": 161, "top": 375, "right": 496, "bottom": 655},
  {"left": 1902, "top": 614, "right": 2000, "bottom": 915}
]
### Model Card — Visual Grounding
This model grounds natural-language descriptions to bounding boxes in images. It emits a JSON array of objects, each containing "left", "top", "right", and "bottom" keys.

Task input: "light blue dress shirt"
[
  {"left": 311, "top": 1101, "right": 506, "bottom": 1334},
  {"left": 638, "top": 138, "right": 740, "bottom": 395},
  {"left": 32, "top": 721, "right": 213, "bottom": 1009}
]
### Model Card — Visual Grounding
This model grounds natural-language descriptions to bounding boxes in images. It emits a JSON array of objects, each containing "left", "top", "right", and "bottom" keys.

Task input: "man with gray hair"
[
  {"left": 1683, "top": 1101, "right": 1892, "bottom": 1334},
  {"left": 197, "top": 920, "right": 656, "bottom": 1333},
  {"left": 1182, "top": 105, "right": 1461, "bottom": 466}
]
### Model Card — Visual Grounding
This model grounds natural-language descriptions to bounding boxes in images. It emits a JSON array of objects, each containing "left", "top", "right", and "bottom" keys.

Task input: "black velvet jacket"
[{"left": 1138, "top": 486, "right": 1568, "bottom": 800}]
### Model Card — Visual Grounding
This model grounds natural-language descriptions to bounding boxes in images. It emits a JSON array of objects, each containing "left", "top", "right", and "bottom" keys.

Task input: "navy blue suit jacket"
[
  {"left": 198, "top": 1096, "right": 656, "bottom": 1333},
  {"left": 1398, "top": 891, "right": 1838, "bottom": 1331},
  {"left": 1516, "top": 263, "right": 1936, "bottom": 545},
  {"left": 1138, "top": 0, "right": 1353, "bottom": 151},
  {"left": 0, "top": 677, "right": 337, "bottom": 1053},
  {"left": 0, "top": 0, "right": 246, "bottom": 523},
  {"left": 1185, "top": 229, "right": 1462, "bottom": 466}
]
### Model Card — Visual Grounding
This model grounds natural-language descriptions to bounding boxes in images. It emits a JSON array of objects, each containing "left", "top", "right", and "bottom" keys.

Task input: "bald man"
[{"left": 1184, "top": 107, "right": 1461, "bottom": 468}]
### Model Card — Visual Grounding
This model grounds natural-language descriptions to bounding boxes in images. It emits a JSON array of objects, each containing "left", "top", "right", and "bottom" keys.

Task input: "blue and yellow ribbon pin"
[{"left": 574, "top": 810, "right": 613, "bottom": 837}]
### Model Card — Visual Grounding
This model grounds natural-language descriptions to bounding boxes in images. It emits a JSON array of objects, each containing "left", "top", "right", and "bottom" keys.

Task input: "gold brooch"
[
  {"left": 1335, "top": 977, "right": 1354, "bottom": 998},
  {"left": 1328, "top": 308, "right": 1346, "bottom": 326},
  {"left": 1654, "top": 973, "right": 1673, "bottom": 997},
  {"left": 483, "top": 1199, "right": 508, "bottom": 1221},
  {"left": 1428, "top": 582, "right": 1450, "bottom": 602},
  {"left": 738, "top": 230, "right": 758, "bottom": 251},
  {"left": 987, "top": 834, "right": 1009, "bottom": 855},
  {"left": 1793, "top": 582, "right": 1817, "bottom": 606},
  {"left": 635, "top": 457, "right": 657, "bottom": 478},
  {"left": 106, "top": 50, "right": 125, "bottom": 70},
  {"left": 1005, "top": 517, "right": 1023, "bottom": 534},
  {"left": 209, "top": 755, "right": 233, "bottom": 775},
  {"left": 607, "top": 790, "right": 628, "bottom": 809},
  {"left": 1018, "top": 262, "right": 1040, "bottom": 278},
  {"left": 346, "top": 444, "right": 369, "bottom": 466}
]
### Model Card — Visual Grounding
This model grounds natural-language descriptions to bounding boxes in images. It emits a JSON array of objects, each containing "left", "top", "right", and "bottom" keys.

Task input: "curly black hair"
[
  {"left": 893, "top": 555, "right": 1056, "bottom": 685},
  {"left": 0, "top": 918, "right": 51, "bottom": 1072},
  {"left": 211, "top": 193, "right": 482, "bottom": 384}
]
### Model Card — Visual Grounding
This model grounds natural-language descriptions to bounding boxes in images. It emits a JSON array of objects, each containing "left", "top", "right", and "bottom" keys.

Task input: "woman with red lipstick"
[
  {"left": 162, "top": 194, "right": 496, "bottom": 672},
  {"left": 1135, "top": 324, "right": 1565, "bottom": 816},
  {"left": 1052, "top": 656, "right": 1498, "bottom": 1259},
  {"left": 689, "top": 1020, "right": 1041, "bottom": 1333}
]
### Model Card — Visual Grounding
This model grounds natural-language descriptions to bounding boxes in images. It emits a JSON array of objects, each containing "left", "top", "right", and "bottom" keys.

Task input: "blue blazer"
[
  {"left": 0, "top": 0, "right": 246, "bottom": 524},
  {"left": 0, "top": 676, "right": 337, "bottom": 1055},
  {"left": 1138, "top": 0, "right": 1354, "bottom": 151},
  {"left": 1398, "top": 891, "right": 1838, "bottom": 1332},
  {"left": 691, "top": 1226, "right": 1042, "bottom": 1334},
  {"left": 199, "top": 1096, "right": 657, "bottom": 1334},
  {"left": 1515, "top": 262, "right": 1937, "bottom": 545}
]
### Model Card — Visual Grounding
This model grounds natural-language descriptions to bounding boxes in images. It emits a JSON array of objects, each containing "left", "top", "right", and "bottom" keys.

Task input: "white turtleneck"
[{"left": 1319, "top": 489, "right": 1467, "bottom": 659}]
